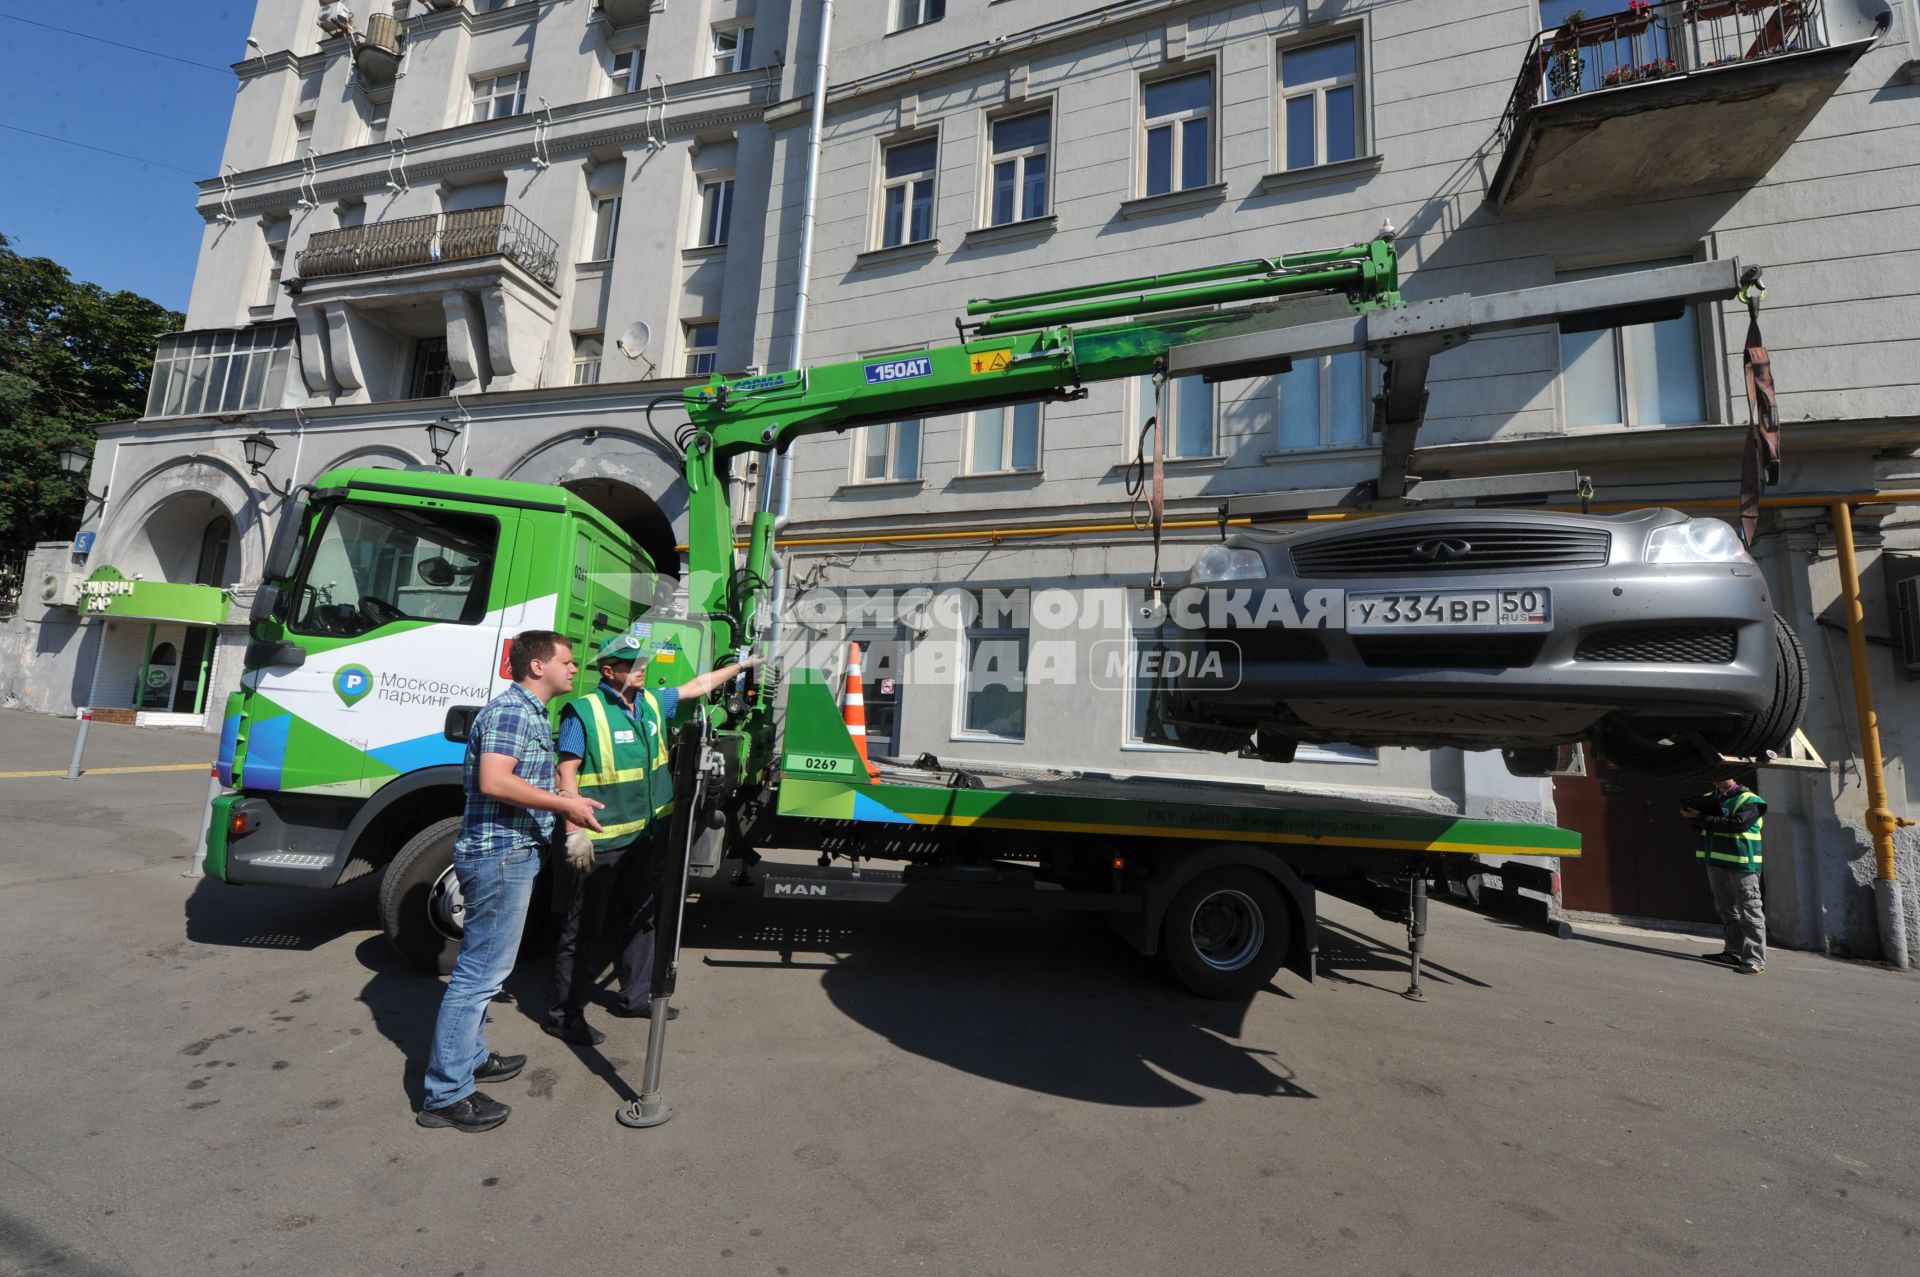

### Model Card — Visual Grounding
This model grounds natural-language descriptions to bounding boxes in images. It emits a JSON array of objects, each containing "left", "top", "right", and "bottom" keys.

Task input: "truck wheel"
[
  {"left": 379, "top": 817, "right": 465, "bottom": 975},
  {"left": 1160, "top": 866, "right": 1292, "bottom": 999}
]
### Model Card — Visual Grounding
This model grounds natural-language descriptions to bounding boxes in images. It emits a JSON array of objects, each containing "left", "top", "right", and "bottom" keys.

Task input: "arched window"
[{"left": 196, "top": 515, "right": 233, "bottom": 586}]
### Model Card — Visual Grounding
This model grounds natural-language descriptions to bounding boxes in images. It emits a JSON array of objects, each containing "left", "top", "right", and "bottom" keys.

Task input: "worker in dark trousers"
[
  {"left": 545, "top": 629, "right": 759, "bottom": 1042},
  {"left": 1680, "top": 777, "right": 1768, "bottom": 975}
]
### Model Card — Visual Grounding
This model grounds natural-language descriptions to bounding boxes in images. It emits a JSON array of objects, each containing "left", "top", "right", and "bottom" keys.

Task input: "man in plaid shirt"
[{"left": 418, "top": 630, "right": 604, "bottom": 1133}]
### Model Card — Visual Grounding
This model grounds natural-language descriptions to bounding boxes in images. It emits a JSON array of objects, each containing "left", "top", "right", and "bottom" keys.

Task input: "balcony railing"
[
  {"left": 296, "top": 206, "right": 560, "bottom": 289},
  {"left": 1498, "top": 1, "right": 1830, "bottom": 150}
]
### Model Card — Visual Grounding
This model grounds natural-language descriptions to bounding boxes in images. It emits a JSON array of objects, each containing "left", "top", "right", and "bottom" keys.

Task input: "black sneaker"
[
  {"left": 541, "top": 1017, "right": 607, "bottom": 1046},
  {"left": 610, "top": 1003, "right": 680, "bottom": 1021},
  {"left": 1703, "top": 952, "right": 1741, "bottom": 966},
  {"left": 416, "top": 1090, "right": 510, "bottom": 1132},
  {"left": 473, "top": 1051, "right": 526, "bottom": 1083}
]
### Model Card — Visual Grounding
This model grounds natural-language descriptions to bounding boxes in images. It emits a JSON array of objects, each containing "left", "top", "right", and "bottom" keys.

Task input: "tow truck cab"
[{"left": 202, "top": 468, "right": 663, "bottom": 896}]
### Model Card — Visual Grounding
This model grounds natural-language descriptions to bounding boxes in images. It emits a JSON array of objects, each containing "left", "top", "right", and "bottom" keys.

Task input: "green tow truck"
[{"left": 205, "top": 233, "right": 1751, "bottom": 1000}]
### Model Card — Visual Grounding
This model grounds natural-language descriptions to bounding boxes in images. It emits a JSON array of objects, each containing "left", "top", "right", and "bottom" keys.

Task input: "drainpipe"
[
  {"left": 759, "top": 0, "right": 832, "bottom": 657},
  {"left": 1830, "top": 500, "right": 1911, "bottom": 969}
]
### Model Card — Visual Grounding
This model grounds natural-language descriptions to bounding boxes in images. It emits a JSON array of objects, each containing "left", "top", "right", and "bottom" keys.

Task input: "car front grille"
[
  {"left": 1574, "top": 626, "right": 1737, "bottom": 664},
  {"left": 1289, "top": 524, "right": 1611, "bottom": 577}
]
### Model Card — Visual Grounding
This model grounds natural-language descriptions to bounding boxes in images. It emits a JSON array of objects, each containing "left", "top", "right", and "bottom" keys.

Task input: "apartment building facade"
[{"left": 4, "top": 0, "right": 1918, "bottom": 955}]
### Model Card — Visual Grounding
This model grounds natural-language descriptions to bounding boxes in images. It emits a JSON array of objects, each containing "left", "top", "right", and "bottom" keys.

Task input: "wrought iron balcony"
[
  {"left": 295, "top": 206, "right": 560, "bottom": 289},
  {"left": 1492, "top": 0, "right": 1884, "bottom": 212}
]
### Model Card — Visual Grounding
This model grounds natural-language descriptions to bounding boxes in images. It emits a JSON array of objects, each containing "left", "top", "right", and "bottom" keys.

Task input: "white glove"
[{"left": 564, "top": 827, "right": 596, "bottom": 872}]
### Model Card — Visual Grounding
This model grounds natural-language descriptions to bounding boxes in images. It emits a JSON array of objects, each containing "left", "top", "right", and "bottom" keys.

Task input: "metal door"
[{"left": 1554, "top": 761, "right": 1730, "bottom": 923}]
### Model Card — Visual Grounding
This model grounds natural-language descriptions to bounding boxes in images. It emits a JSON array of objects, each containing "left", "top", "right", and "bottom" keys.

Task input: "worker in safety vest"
[
  {"left": 542, "top": 629, "right": 760, "bottom": 1043},
  {"left": 1680, "top": 777, "right": 1768, "bottom": 975}
]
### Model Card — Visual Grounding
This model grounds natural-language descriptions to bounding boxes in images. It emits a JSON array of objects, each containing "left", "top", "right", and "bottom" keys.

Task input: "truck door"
[{"left": 240, "top": 498, "right": 519, "bottom": 795}]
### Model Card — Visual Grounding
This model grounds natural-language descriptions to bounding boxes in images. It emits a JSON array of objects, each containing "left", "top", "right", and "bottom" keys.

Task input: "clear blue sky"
[{"left": 0, "top": 2, "right": 253, "bottom": 313}]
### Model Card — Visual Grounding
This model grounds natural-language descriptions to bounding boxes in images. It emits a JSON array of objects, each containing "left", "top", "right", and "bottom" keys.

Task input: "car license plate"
[{"left": 1346, "top": 588, "right": 1551, "bottom": 633}]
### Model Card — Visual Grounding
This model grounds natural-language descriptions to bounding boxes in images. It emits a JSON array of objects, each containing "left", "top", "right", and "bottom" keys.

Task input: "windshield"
[{"left": 288, "top": 500, "right": 498, "bottom": 638}]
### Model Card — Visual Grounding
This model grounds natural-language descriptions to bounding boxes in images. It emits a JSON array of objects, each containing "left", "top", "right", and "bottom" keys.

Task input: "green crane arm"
[{"left": 675, "top": 237, "right": 1400, "bottom": 656}]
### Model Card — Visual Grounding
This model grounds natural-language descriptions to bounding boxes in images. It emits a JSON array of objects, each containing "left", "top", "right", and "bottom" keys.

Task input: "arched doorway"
[{"left": 560, "top": 476, "right": 681, "bottom": 579}]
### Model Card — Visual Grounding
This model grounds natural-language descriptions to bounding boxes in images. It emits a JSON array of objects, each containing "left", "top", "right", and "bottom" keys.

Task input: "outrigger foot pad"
[{"left": 616, "top": 1095, "right": 674, "bottom": 1129}]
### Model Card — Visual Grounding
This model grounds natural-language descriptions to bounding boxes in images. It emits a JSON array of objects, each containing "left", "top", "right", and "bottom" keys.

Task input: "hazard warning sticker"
[{"left": 969, "top": 349, "right": 1014, "bottom": 375}]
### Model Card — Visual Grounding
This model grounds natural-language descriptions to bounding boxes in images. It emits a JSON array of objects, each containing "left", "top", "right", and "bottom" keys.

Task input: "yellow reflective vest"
[{"left": 566, "top": 686, "right": 672, "bottom": 850}]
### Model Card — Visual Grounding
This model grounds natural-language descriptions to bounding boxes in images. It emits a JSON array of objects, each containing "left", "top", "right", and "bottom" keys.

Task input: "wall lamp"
[
  {"left": 426, "top": 417, "right": 462, "bottom": 473},
  {"left": 56, "top": 443, "right": 109, "bottom": 502},
  {"left": 241, "top": 430, "right": 294, "bottom": 497}
]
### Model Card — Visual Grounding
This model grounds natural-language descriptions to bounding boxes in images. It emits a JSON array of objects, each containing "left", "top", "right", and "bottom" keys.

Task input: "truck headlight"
[
  {"left": 1646, "top": 518, "right": 1752, "bottom": 565},
  {"left": 1189, "top": 546, "right": 1268, "bottom": 583}
]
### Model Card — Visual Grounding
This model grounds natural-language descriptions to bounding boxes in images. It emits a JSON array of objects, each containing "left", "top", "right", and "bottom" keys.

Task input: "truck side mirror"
[{"left": 262, "top": 494, "right": 310, "bottom": 583}]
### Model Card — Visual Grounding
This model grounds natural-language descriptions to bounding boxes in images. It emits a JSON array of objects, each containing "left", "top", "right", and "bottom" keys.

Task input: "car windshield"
[{"left": 287, "top": 500, "right": 497, "bottom": 637}]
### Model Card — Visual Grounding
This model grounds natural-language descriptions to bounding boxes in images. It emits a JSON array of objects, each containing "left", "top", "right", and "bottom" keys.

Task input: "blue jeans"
[{"left": 422, "top": 841, "right": 541, "bottom": 1110}]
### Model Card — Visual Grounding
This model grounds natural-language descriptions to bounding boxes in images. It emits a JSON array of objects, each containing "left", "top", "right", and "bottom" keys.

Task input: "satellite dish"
[{"left": 617, "top": 322, "right": 652, "bottom": 360}]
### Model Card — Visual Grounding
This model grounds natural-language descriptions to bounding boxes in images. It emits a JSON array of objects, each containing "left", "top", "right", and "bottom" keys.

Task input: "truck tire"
[
  {"left": 379, "top": 817, "right": 465, "bottom": 975},
  {"left": 1160, "top": 865, "right": 1292, "bottom": 999}
]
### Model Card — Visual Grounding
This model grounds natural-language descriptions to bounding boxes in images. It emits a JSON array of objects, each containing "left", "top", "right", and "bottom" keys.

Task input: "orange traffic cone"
[{"left": 843, "top": 641, "right": 882, "bottom": 783}]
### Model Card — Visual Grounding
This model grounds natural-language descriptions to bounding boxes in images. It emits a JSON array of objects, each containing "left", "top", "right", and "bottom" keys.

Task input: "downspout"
[
  {"left": 1829, "top": 500, "right": 1911, "bottom": 969},
  {"left": 759, "top": 0, "right": 832, "bottom": 658}
]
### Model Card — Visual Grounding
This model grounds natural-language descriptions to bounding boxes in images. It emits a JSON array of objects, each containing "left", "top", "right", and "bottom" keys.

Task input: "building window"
[
  {"left": 411, "top": 336, "right": 453, "bottom": 399},
  {"left": 967, "top": 403, "right": 1041, "bottom": 474},
  {"left": 1277, "top": 351, "right": 1369, "bottom": 450},
  {"left": 361, "top": 93, "right": 392, "bottom": 145},
  {"left": 1135, "top": 374, "right": 1215, "bottom": 459},
  {"left": 471, "top": 70, "right": 528, "bottom": 122},
  {"left": 698, "top": 178, "right": 734, "bottom": 247},
  {"left": 880, "top": 136, "right": 937, "bottom": 248},
  {"left": 1280, "top": 36, "right": 1360, "bottom": 171},
  {"left": 290, "top": 111, "right": 315, "bottom": 162},
  {"left": 684, "top": 321, "right": 719, "bottom": 376},
  {"left": 146, "top": 325, "right": 296, "bottom": 419},
  {"left": 1558, "top": 262, "right": 1707, "bottom": 427},
  {"left": 259, "top": 217, "right": 290, "bottom": 308},
  {"left": 988, "top": 108, "right": 1050, "bottom": 226},
  {"left": 608, "top": 46, "right": 645, "bottom": 96},
  {"left": 895, "top": 0, "right": 946, "bottom": 31},
  {"left": 1141, "top": 70, "right": 1212, "bottom": 196},
  {"left": 588, "top": 195, "right": 622, "bottom": 262},
  {"left": 712, "top": 26, "right": 753, "bottom": 75},
  {"left": 573, "top": 333, "right": 604, "bottom": 385},
  {"left": 857, "top": 420, "right": 921, "bottom": 482},
  {"left": 195, "top": 516, "right": 234, "bottom": 588},
  {"left": 961, "top": 592, "right": 1027, "bottom": 741}
]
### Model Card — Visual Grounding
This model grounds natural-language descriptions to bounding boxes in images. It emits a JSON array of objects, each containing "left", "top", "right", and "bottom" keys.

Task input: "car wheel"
[
  {"left": 1723, "top": 613, "right": 1807, "bottom": 757},
  {"left": 379, "top": 817, "right": 464, "bottom": 975},
  {"left": 1160, "top": 866, "right": 1292, "bottom": 999}
]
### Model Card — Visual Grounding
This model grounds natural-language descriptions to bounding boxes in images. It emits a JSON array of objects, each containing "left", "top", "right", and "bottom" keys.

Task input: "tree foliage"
[{"left": 0, "top": 232, "right": 181, "bottom": 554}]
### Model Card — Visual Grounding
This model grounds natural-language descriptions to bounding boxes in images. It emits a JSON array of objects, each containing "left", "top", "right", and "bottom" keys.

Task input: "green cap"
[{"left": 595, "top": 632, "right": 648, "bottom": 664}]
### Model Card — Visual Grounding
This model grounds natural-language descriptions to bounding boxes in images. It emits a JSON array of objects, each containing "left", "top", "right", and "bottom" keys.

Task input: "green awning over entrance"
[{"left": 80, "top": 567, "right": 231, "bottom": 625}]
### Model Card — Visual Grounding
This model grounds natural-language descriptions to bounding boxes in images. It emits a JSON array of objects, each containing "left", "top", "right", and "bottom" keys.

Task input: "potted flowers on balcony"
[
  {"left": 1615, "top": 0, "right": 1656, "bottom": 36},
  {"left": 1601, "top": 55, "right": 1682, "bottom": 86},
  {"left": 1547, "top": 9, "right": 1587, "bottom": 97}
]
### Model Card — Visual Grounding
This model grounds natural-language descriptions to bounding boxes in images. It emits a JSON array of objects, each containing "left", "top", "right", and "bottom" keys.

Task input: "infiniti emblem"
[{"left": 1410, "top": 537, "right": 1473, "bottom": 562}]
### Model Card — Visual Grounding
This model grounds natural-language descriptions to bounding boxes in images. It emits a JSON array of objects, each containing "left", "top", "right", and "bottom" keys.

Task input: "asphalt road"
[{"left": 1, "top": 708, "right": 1917, "bottom": 1276}]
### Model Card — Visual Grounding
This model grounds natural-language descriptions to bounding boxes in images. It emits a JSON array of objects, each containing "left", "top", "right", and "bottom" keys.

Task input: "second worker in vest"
[
  {"left": 543, "top": 632, "right": 762, "bottom": 1043},
  {"left": 1680, "top": 777, "right": 1768, "bottom": 976}
]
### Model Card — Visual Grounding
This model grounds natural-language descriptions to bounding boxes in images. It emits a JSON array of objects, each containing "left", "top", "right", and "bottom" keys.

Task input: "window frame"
[
  {"left": 683, "top": 320, "right": 720, "bottom": 377},
  {"left": 587, "top": 194, "right": 622, "bottom": 263},
  {"left": 894, "top": 0, "right": 947, "bottom": 33},
  {"left": 1139, "top": 66, "right": 1216, "bottom": 198},
  {"left": 984, "top": 105, "right": 1052, "bottom": 228},
  {"left": 471, "top": 69, "right": 529, "bottom": 123},
  {"left": 258, "top": 217, "right": 290, "bottom": 309},
  {"left": 359, "top": 91, "right": 393, "bottom": 145},
  {"left": 964, "top": 402, "right": 1043, "bottom": 475},
  {"left": 1275, "top": 351, "right": 1373, "bottom": 452},
  {"left": 955, "top": 590, "right": 1029, "bottom": 743},
  {"left": 1132, "top": 373, "right": 1218, "bottom": 461},
  {"left": 877, "top": 132, "right": 939, "bottom": 249},
  {"left": 711, "top": 25, "right": 753, "bottom": 75},
  {"left": 572, "top": 333, "right": 604, "bottom": 386},
  {"left": 1555, "top": 256, "right": 1715, "bottom": 430},
  {"left": 290, "top": 111, "right": 315, "bottom": 162},
  {"left": 697, "top": 177, "right": 735, "bottom": 248},
  {"left": 607, "top": 45, "right": 646, "bottom": 97},
  {"left": 853, "top": 419, "right": 924, "bottom": 484},
  {"left": 1277, "top": 33, "right": 1364, "bottom": 173}
]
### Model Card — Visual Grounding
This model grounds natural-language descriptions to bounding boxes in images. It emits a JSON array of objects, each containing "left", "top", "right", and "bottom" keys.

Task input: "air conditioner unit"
[
  {"left": 40, "top": 572, "right": 81, "bottom": 609},
  {"left": 318, "top": 3, "right": 355, "bottom": 37}
]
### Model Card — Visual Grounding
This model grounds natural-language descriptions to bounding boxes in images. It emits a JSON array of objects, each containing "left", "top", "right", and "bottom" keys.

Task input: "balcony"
[
  {"left": 296, "top": 206, "right": 560, "bottom": 289},
  {"left": 1491, "top": 0, "right": 1885, "bottom": 213}
]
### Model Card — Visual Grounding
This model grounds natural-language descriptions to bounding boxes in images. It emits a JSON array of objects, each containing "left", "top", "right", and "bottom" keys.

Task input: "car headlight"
[
  {"left": 1645, "top": 518, "right": 1752, "bottom": 565},
  {"left": 1189, "top": 545, "right": 1268, "bottom": 583}
]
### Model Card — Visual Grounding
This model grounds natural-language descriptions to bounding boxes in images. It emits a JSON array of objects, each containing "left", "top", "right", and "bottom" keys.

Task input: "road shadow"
[
  {"left": 1317, "top": 917, "right": 1492, "bottom": 994},
  {"left": 182, "top": 873, "right": 380, "bottom": 953},
  {"left": 686, "top": 887, "right": 1317, "bottom": 1107}
]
